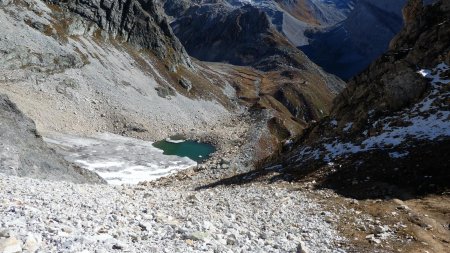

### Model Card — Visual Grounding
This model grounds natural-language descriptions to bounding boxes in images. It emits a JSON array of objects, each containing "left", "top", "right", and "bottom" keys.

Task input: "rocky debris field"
[{"left": 0, "top": 174, "right": 347, "bottom": 253}]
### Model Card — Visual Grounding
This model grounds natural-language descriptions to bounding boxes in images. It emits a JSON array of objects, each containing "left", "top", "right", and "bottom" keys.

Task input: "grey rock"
[
  {"left": 0, "top": 237, "right": 22, "bottom": 253},
  {"left": 179, "top": 78, "right": 192, "bottom": 92},
  {"left": 0, "top": 229, "right": 11, "bottom": 238},
  {"left": 186, "top": 231, "right": 209, "bottom": 241},
  {"left": 52, "top": 0, "right": 191, "bottom": 67},
  {"left": 23, "top": 233, "right": 41, "bottom": 253}
]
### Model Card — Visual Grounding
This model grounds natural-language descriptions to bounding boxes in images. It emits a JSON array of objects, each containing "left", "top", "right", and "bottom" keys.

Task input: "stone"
[
  {"left": 203, "top": 221, "right": 214, "bottom": 230},
  {"left": 0, "top": 237, "right": 22, "bottom": 253},
  {"left": 179, "top": 78, "right": 192, "bottom": 92},
  {"left": 186, "top": 194, "right": 201, "bottom": 203},
  {"left": 296, "top": 240, "right": 310, "bottom": 253},
  {"left": 0, "top": 229, "right": 11, "bottom": 238},
  {"left": 371, "top": 238, "right": 381, "bottom": 244},
  {"left": 374, "top": 225, "right": 389, "bottom": 234},
  {"left": 186, "top": 231, "right": 209, "bottom": 241},
  {"left": 226, "top": 234, "right": 237, "bottom": 245},
  {"left": 23, "top": 233, "right": 41, "bottom": 253}
]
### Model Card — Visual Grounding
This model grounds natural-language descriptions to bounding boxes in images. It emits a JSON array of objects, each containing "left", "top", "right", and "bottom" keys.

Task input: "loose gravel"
[{"left": 0, "top": 174, "right": 347, "bottom": 253}]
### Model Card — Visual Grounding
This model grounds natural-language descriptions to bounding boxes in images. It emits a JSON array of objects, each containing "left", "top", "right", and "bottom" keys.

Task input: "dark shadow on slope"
[
  {"left": 312, "top": 139, "right": 450, "bottom": 200},
  {"left": 196, "top": 139, "right": 450, "bottom": 200}
]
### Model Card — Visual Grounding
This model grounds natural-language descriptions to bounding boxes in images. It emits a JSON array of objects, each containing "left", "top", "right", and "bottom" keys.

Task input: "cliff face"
[
  {"left": 271, "top": 0, "right": 450, "bottom": 198},
  {"left": 50, "top": 0, "right": 191, "bottom": 67},
  {"left": 170, "top": 4, "right": 275, "bottom": 68}
]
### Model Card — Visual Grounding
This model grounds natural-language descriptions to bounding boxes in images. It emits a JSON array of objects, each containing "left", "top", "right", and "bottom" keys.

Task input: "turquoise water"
[{"left": 152, "top": 139, "right": 216, "bottom": 162}]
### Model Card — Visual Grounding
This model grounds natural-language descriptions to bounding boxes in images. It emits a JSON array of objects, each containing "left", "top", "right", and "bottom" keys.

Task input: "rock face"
[
  {"left": 166, "top": 2, "right": 301, "bottom": 70},
  {"left": 49, "top": 0, "right": 191, "bottom": 67},
  {"left": 270, "top": 0, "right": 450, "bottom": 197},
  {"left": 0, "top": 94, "right": 105, "bottom": 184},
  {"left": 172, "top": 4, "right": 272, "bottom": 68},
  {"left": 276, "top": 0, "right": 355, "bottom": 26}
]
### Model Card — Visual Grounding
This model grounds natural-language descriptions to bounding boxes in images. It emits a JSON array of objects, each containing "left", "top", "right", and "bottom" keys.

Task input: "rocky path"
[{"left": 0, "top": 173, "right": 347, "bottom": 253}]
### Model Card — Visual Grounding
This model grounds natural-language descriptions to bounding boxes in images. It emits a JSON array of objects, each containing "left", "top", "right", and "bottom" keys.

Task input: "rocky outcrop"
[
  {"left": 169, "top": 3, "right": 289, "bottom": 69},
  {"left": 49, "top": 0, "right": 191, "bottom": 67},
  {"left": 0, "top": 94, "right": 105, "bottom": 184},
  {"left": 333, "top": 0, "right": 449, "bottom": 127},
  {"left": 268, "top": 0, "right": 450, "bottom": 197}
]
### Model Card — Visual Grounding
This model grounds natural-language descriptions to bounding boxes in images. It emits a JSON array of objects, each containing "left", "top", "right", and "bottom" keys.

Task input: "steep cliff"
[{"left": 48, "top": 0, "right": 192, "bottom": 68}]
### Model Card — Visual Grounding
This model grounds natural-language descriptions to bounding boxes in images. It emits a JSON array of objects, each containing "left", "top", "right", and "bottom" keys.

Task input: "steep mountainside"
[
  {"left": 269, "top": 0, "right": 450, "bottom": 197},
  {"left": 276, "top": 0, "right": 354, "bottom": 25},
  {"left": 301, "top": 0, "right": 407, "bottom": 80},
  {"left": 0, "top": 94, "right": 105, "bottom": 183}
]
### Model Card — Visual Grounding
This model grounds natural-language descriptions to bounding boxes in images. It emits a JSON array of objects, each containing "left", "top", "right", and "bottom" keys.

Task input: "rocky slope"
[
  {"left": 0, "top": 94, "right": 104, "bottom": 184},
  {"left": 0, "top": 0, "right": 234, "bottom": 136},
  {"left": 0, "top": 173, "right": 349, "bottom": 253},
  {"left": 269, "top": 0, "right": 450, "bottom": 197}
]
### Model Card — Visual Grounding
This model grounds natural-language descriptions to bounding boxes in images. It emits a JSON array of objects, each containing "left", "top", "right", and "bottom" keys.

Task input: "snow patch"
[
  {"left": 44, "top": 133, "right": 197, "bottom": 185},
  {"left": 296, "top": 63, "right": 450, "bottom": 163}
]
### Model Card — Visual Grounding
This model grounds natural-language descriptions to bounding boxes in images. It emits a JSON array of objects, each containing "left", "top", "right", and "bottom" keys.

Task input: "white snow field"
[{"left": 44, "top": 133, "right": 197, "bottom": 185}]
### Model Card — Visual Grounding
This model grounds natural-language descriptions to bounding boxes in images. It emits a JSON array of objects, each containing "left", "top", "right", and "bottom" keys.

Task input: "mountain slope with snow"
[{"left": 268, "top": 0, "right": 450, "bottom": 197}]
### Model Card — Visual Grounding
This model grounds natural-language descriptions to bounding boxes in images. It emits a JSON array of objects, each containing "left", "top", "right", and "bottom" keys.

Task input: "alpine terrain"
[{"left": 0, "top": 0, "right": 449, "bottom": 253}]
